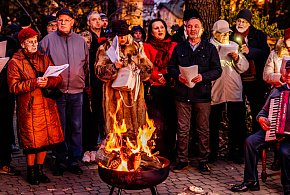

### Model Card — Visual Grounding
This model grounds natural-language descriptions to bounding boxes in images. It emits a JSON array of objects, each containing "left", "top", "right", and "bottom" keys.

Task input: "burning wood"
[{"left": 96, "top": 105, "right": 163, "bottom": 171}]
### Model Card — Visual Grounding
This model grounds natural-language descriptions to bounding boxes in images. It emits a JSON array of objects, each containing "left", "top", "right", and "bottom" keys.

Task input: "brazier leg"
[{"left": 109, "top": 186, "right": 115, "bottom": 195}]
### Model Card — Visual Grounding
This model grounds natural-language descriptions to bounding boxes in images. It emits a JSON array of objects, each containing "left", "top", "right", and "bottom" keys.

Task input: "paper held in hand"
[
  {"left": 106, "top": 35, "right": 120, "bottom": 63},
  {"left": 0, "top": 57, "right": 9, "bottom": 73},
  {"left": 0, "top": 41, "right": 7, "bottom": 58},
  {"left": 43, "top": 64, "right": 69, "bottom": 77},
  {"left": 218, "top": 43, "right": 239, "bottom": 60},
  {"left": 179, "top": 65, "right": 198, "bottom": 88}
]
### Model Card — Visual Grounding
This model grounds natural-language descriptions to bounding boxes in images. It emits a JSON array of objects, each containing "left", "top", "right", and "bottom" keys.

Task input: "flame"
[{"left": 103, "top": 99, "right": 156, "bottom": 171}]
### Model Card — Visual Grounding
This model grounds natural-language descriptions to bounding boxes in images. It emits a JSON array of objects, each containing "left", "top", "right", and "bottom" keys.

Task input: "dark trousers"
[
  {"left": 145, "top": 86, "right": 177, "bottom": 161},
  {"left": 175, "top": 101, "right": 211, "bottom": 162},
  {"left": 244, "top": 130, "right": 290, "bottom": 188},
  {"left": 0, "top": 95, "right": 14, "bottom": 166},
  {"left": 210, "top": 102, "right": 247, "bottom": 158},
  {"left": 82, "top": 85, "right": 104, "bottom": 151},
  {"left": 54, "top": 93, "right": 83, "bottom": 166},
  {"left": 243, "top": 81, "right": 266, "bottom": 133}
]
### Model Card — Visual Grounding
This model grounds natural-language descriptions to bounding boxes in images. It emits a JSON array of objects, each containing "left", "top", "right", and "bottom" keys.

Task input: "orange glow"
[{"left": 103, "top": 99, "right": 157, "bottom": 171}]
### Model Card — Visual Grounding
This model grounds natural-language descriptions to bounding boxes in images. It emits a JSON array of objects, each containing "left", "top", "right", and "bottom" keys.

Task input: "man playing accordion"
[{"left": 231, "top": 61, "right": 290, "bottom": 195}]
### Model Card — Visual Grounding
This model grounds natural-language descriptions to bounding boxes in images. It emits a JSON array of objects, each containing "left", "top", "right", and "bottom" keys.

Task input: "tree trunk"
[{"left": 185, "top": 0, "right": 220, "bottom": 38}]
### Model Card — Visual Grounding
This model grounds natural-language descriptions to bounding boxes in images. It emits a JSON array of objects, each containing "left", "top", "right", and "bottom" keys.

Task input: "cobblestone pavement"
[{"left": 0, "top": 151, "right": 283, "bottom": 195}]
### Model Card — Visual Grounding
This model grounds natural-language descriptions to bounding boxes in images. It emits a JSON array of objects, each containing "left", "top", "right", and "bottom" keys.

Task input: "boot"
[
  {"left": 27, "top": 165, "right": 40, "bottom": 185},
  {"left": 35, "top": 164, "right": 50, "bottom": 183}
]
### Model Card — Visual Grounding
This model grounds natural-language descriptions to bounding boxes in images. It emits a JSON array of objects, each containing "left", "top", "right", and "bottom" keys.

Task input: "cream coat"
[{"left": 210, "top": 38, "right": 249, "bottom": 105}]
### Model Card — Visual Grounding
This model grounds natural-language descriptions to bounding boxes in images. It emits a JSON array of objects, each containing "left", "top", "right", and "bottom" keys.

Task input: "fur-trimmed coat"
[
  {"left": 95, "top": 36, "right": 153, "bottom": 140},
  {"left": 7, "top": 50, "right": 64, "bottom": 150}
]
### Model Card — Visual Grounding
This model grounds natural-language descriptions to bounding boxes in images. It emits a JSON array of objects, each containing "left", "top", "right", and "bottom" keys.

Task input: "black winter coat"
[{"left": 168, "top": 39, "right": 222, "bottom": 103}]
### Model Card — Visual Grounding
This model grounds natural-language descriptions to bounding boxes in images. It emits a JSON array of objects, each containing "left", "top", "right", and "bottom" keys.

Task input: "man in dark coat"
[
  {"left": 168, "top": 17, "right": 222, "bottom": 174},
  {"left": 230, "top": 9, "right": 270, "bottom": 133}
]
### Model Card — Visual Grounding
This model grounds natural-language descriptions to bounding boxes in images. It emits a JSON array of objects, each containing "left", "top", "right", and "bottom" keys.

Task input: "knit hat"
[
  {"left": 183, "top": 9, "right": 201, "bottom": 21},
  {"left": 18, "top": 27, "right": 38, "bottom": 44},
  {"left": 212, "top": 20, "right": 232, "bottom": 33},
  {"left": 56, "top": 8, "right": 74, "bottom": 19},
  {"left": 109, "top": 20, "right": 129, "bottom": 37},
  {"left": 236, "top": 9, "right": 252, "bottom": 24},
  {"left": 284, "top": 28, "right": 290, "bottom": 42},
  {"left": 44, "top": 15, "right": 56, "bottom": 27}
]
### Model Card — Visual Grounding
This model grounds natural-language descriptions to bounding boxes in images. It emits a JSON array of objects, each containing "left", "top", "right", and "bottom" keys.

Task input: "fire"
[{"left": 99, "top": 99, "right": 157, "bottom": 171}]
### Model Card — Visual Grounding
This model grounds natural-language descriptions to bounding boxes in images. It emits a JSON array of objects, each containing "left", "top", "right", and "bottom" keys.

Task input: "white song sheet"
[
  {"left": 0, "top": 41, "right": 7, "bottom": 58},
  {"left": 0, "top": 57, "right": 9, "bottom": 73},
  {"left": 218, "top": 44, "right": 239, "bottom": 60},
  {"left": 106, "top": 35, "right": 119, "bottom": 63},
  {"left": 43, "top": 64, "right": 69, "bottom": 77},
  {"left": 179, "top": 65, "right": 198, "bottom": 88}
]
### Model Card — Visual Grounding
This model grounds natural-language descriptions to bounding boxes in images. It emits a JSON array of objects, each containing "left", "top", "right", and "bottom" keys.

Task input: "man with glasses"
[
  {"left": 209, "top": 20, "right": 249, "bottom": 164},
  {"left": 39, "top": 8, "right": 89, "bottom": 176},
  {"left": 230, "top": 9, "right": 270, "bottom": 134}
]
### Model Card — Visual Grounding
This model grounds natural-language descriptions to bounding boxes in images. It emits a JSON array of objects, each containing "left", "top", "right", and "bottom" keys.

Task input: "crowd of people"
[{"left": 0, "top": 7, "right": 289, "bottom": 195}]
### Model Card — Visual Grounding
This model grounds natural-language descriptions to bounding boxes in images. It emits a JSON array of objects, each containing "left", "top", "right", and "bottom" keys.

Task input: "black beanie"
[
  {"left": 183, "top": 9, "right": 201, "bottom": 21},
  {"left": 236, "top": 9, "right": 252, "bottom": 24}
]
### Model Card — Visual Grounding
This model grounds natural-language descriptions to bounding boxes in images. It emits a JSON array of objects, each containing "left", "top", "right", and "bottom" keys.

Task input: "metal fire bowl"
[{"left": 98, "top": 156, "right": 170, "bottom": 190}]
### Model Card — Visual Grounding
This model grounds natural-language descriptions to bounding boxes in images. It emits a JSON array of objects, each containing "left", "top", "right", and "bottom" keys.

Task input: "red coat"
[
  {"left": 7, "top": 50, "right": 64, "bottom": 150},
  {"left": 143, "top": 39, "right": 177, "bottom": 86}
]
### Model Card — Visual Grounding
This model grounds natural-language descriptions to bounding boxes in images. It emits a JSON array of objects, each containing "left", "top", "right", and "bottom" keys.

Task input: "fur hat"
[
  {"left": 183, "top": 9, "right": 201, "bottom": 21},
  {"left": 284, "top": 28, "right": 290, "bottom": 42},
  {"left": 56, "top": 8, "right": 74, "bottom": 19},
  {"left": 236, "top": 9, "right": 252, "bottom": 24},
  {"left": 109, "top": 20, "right": 129, "bottom": 37},
  {"left": 18, "top": 27, "right": 38, "bottom": 44}
]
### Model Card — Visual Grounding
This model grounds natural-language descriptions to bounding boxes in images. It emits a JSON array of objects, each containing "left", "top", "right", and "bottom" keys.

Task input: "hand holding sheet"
[
  {"left": 43, "top": 64, "right": 69, "bottom": 77},
  {"left": 179, "top": 65, "right": 198, "bottom": 88},
  {"left": 218, "top": 44, "right": 238, "bottom": 60}
]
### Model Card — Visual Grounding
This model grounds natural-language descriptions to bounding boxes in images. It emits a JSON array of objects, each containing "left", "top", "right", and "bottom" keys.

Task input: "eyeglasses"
[
  {"left": 25, "top": 40, "right": 38, "bottom": 45},
  {"left": 47, "top": 23, "right": 57, "bottom": 27},
  {"left": 57, "top": 19, "right": 73, "bottom": 24},
  {"left": 217, "top": 32, "right": 231, "bottom": 36},
  {"left": 237, "top": 19, "right": 249, "bottom": 25}
]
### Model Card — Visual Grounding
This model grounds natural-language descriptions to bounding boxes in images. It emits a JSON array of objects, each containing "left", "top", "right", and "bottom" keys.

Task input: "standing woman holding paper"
[
  {"left": 209, "top": 20, "right": 249, "bottom": 163},
  {"left": 7, "top": 28, "right": 64, "bottom": 185},
  {"left": 95, "top": 20, "right": 153, "bottom": 141},
  {"left": 143, "top": 19, "right": 177, "bottom": 161}
]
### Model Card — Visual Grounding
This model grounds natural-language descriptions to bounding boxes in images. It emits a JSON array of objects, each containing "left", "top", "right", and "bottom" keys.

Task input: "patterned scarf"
[{"left": 147, "top": 37, "right": 172, "bottom": 71}]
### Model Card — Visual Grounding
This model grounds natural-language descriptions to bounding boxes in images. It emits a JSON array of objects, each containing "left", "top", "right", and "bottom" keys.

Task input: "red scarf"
[{"left": 147, "top": 37, "right": 172, "bottom": 71}]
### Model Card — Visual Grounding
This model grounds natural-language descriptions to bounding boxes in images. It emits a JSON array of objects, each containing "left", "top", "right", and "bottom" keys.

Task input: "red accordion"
[{"left": 266, "top": 90, "right": 290, "bottom": 141}]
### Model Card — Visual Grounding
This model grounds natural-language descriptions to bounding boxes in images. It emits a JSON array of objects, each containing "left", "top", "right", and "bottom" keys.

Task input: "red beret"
[
  {"left": 284, "top": 28, "right": 290, "bottom": 42},
  {"left": 18, "top": 28, "right": 38, "bottom": 44}
]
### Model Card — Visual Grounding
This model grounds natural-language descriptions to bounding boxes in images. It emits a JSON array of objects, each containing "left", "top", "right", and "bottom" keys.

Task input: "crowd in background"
[{"left": 0, "top": 6, "right": 290, "bottom": 195}]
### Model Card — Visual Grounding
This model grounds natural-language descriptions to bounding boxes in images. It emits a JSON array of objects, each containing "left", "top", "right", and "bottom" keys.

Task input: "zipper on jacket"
[{"left": 66, "top": 37, "right": 70, "bottom": 93}]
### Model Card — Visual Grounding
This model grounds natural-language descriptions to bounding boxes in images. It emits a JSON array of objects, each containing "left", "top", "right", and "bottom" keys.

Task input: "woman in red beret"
[{"left": 7, "top": 28, "right": 64, "bottom": 185}]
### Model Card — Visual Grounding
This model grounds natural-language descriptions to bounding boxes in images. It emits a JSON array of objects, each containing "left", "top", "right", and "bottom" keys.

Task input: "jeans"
[
  {"left": 244, "top": 130, "right": 290, "bottom": 188},
  {"left": 55, "top": 93, "right": 83, "bottom": 166},
  {"left": 175, "top": 101, "right": 211, "bottom": 162}
]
